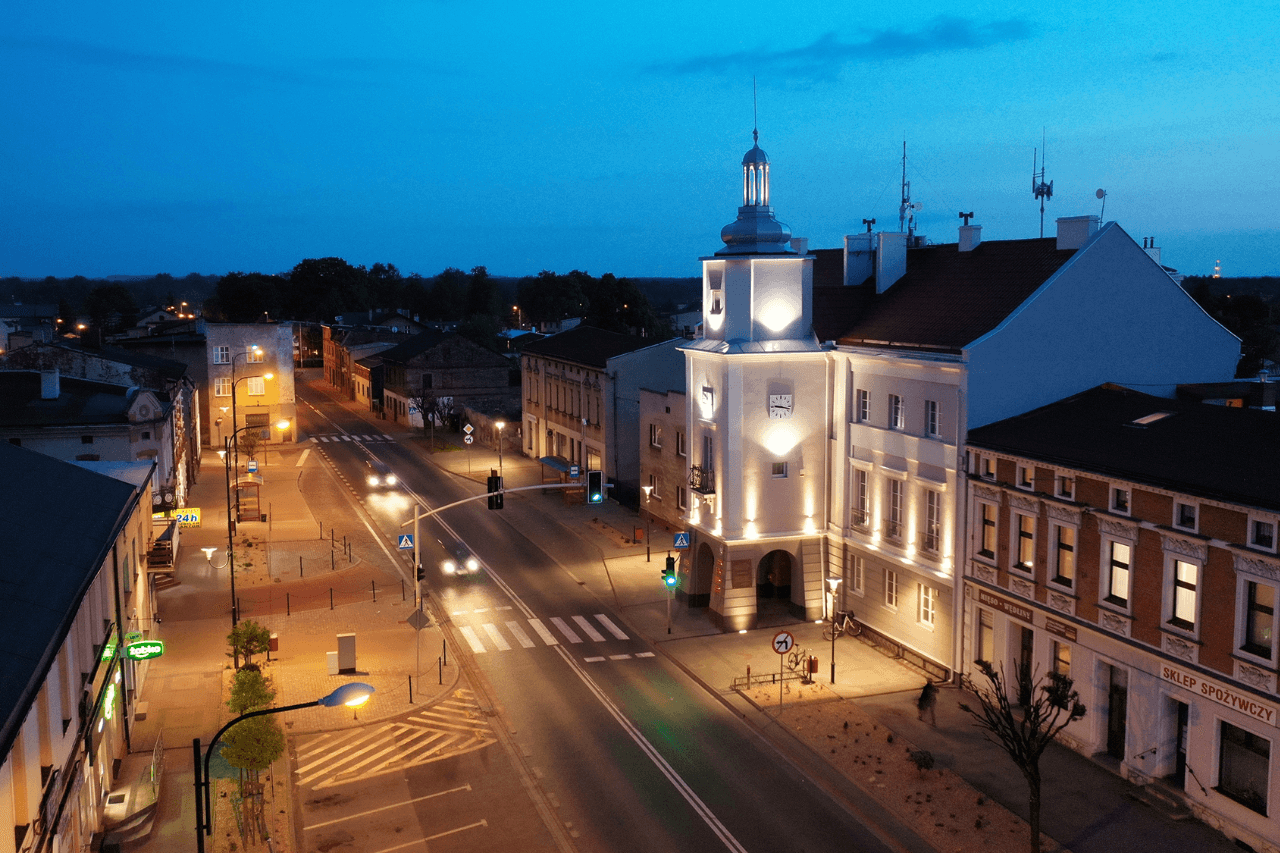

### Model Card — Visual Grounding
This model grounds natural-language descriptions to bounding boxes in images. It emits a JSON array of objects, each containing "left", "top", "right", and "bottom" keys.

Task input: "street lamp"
[
  {"left": 827, "top": 576, "right": 843, "bottom": 684},
  {"left": 192, "top": 682, "right": 374, "bottom": 853},
  {"left": 495, "top": 420, "right": 505, "bottom": 480},
  {"left": 641, "top": 485, "right": 653, "bottom": 562}
]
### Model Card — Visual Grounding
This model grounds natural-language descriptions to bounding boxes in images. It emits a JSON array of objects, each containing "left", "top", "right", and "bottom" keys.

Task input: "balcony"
[{"left": 689, "top": 465, "right": 715, "bottom": 495}]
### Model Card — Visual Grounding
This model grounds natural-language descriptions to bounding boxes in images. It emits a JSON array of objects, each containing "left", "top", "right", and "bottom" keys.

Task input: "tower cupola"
[{"left": 718, "top": 130, "right": 793, "bottom": 256}]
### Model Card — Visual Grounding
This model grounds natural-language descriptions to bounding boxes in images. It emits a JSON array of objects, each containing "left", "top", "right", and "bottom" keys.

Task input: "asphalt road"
[{"left": 295, "top": 386, "right": 918, "bottom": 853}]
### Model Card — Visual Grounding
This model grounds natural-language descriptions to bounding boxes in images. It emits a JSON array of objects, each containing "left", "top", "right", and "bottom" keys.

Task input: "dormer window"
[{"left": 1111, "top": 487, "right": 1130, "bottom": 515}]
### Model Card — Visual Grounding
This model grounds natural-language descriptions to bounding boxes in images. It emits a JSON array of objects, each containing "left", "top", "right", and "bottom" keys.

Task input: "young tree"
[
  {"left": 958, "top": 661, "right": 1086, "bottom": 853},
  {"left": 228, "top": 666, "right": 275, "bottom": 715},
  {"left": 227, "top": 620, "right": 271, "bottom": 670}
]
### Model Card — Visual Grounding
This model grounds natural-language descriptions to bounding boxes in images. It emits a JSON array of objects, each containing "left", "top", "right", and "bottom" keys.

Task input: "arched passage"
[{"left": 757, "top": 549, "right": 793, "bottom": 600}]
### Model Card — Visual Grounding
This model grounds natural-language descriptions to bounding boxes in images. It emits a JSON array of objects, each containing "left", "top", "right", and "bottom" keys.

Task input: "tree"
[
  {"left": 220, "top": 714, "right": 284, "bottom": 774},
  {"left": 237, "top": 428, "right": 262, "bottom": 467},
  {"left": 957, "top": 661, "right": 1085, "bottom": 853},
  {"left": 227, "top": 620, "right": 271, "bottom": 670},
  {"left": 228, "top": 667, "right": 275, "bottom": 715}
]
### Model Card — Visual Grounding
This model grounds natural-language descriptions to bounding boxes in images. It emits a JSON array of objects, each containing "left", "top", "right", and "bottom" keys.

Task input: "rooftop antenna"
[
  {"left": 753, "top": 77, "right": 758, "bottom": 145},
  {"left": 898, "top": 140, "right": 922, "bottom": 237},
  {"left": 1096, "top": 188, "right": 1107, "bottom": 221},
  {"left": 1031, "top": 128, "right": 1053, "bottom": 237},
  {"left": 862, "top": 218, "right": 876, "bottom": 233}
]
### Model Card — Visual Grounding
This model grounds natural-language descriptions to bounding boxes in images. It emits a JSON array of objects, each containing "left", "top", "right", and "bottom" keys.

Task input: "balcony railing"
[{"left": 689, "top": 465, "right": 715, "bottom": 494}]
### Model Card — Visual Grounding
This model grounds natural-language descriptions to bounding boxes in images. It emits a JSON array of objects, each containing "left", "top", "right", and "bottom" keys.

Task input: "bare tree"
[
  {"left": 407, "top": 389, "right": 438, "bottom": 444},
  {"left": 957, "top": 661, "right": 1086, "bottom": 853}
]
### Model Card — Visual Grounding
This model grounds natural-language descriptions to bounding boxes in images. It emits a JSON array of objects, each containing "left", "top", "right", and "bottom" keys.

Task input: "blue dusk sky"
[{"left": 2, "top": 1, "right": 1277, "bottom": 281}]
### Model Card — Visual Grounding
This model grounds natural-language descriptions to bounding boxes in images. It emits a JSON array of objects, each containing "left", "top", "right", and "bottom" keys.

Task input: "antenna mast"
[
  {"left": 898, "top": 140, "right": 921, "bottom": 238},
  {"left": 1031, "top": 128, "right": 1053, "bottom": 238}
]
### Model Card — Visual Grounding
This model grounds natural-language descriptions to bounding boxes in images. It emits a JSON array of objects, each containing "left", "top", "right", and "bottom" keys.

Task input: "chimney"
[
  {"left": 1056, "top": 215, "right": 1100, "bottom": 250},
  {"left": 844, "top": 232, "right": 874, "bottom": 287},
  {"left": 790, "top": 237, "right": 809, "bottom": 255},
  {"left": 40, "top": 369, "right": 60, "bottom": 400},
  {"left": 1143, "top": 237, "right": 1162, "bottom": 266},
  {"left": 875, "top": 232, "right": 907, "bottom": 293},
  {"left": 959, "top": 224, "right": 982, "bottom": 252}
]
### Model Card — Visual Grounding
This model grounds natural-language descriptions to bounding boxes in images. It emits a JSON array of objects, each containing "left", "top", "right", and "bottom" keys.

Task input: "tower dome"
[{"left": 718, "top": 130, "right": 793, "bottom": 255}]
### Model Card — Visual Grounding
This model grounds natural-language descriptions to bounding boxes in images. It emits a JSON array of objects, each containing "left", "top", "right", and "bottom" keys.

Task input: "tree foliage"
[
  {"left": 958, "top": 661, "right": 1085, "bottom": 853},
  {"left": 220, "top": 714, "right": 285, "bottom": 773},
  {"left": 227, "top": 620, "right": 271, "bottom": 669},
  {"left": 516, "top": 269, "right": 667, "bottom": 338},
  {"left": 228, "top": 667, "right": 275, "bottom": 715}
]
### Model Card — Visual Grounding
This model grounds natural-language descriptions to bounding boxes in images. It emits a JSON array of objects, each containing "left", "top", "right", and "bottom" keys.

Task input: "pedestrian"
[{"left": 917, "top": 680, "right": 938, "bottom": 726}]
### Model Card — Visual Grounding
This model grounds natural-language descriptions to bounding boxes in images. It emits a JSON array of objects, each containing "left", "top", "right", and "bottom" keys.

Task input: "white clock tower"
[{"left": 680, "top": 132, "right": 830, "bottom": 631}]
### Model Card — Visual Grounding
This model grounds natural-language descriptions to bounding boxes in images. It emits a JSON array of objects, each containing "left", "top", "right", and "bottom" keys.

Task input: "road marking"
[
  {"left": 304, "top": 784, "right": 472, "bottom": 829},
  {"left": 370, "top": 821, "right": 487, "bottom": 852},
  {"left": 583, "top": 656, "right": 606, "bottom": 663},
  {"left": 297, "top": 448, "right": 311, "bottom": 466},
  {"left": 609, "top": 654, "right": 632, "bottom": 661},
  {"left": 572, "top": 615, "right": 606, "bottom": 642},
  {"left": 595, "top": 613, "right": 629, "bottom": 640},
  {"left": 341, "top": 434, "right": 352, "bottom": 441},
  {"left": 550, "top": 617, "right": 581, "bottom": 643},
  {"left": 458, "top": 626, "right": 486, "bottom": 653},
  {"left": 495, "top": 605, "right": 513, "bottom": 611},
  {"left": 636, "top": 652, "right": 656, "bottom": 658},
  {"left": 506, "top": 621, "right": 535, "bottom": 648},
  {"left": 528, "top": 619, "right": 558, "bottom": 646},
  {"left": 481, "top": 623, "right": 511, "bottom": 651}
]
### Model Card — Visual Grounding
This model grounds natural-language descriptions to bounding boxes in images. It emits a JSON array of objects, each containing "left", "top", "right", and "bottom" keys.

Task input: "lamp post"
[
  {"left": 495, "top": 420, "right": 505, "bottom": 480},
  {"left": 192, "top": 682, "right": 374, "bottom": 853},
  {"left": 641, "top": 485, "right": 653, "bottom": 562},
  {"left": 229, "top": 366, "right": 273, "bottom": 519},
  {"left": 827, "top": 576, "right": 843, "bottom": 684}
]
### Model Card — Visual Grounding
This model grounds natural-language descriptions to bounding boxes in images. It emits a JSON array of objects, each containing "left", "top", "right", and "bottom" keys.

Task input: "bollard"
[
  {"left": 438, "top": 656, "right": 443, "bottom": 685},
  {"left": 286, "top": 593, "right": 291, "bottom": 616},
  {"left": 299, "top": 556, "right": 303, "bottom": 578},
  {"left": 319, "top": 521, "right": 323, "bottom": 540},
  {"left": 401, "top": 580, "right": 405, "bottom": 601},
  {"left": 443, "top": 639, "right": 448, "bottom": 667},
  {"left": 408, "top": 675, "right": 413, "bottom": 704},
  {"left": 329, "top": 588, "right": 334, "bottom": 610},
  {"left": 330, "top": 529, "right": 334, "bottom": 547},
  {"left": 343, "top": 535, "right": 347, "bottom": 553},
  {"left": 747, "top": 664, "right": 751, "bottom": 683},
  {"left": 371, "top": 580, "right": 376, "bottom": 602},
  {"left": 331, "top": 550, "right": 335, "bottom": 571}
]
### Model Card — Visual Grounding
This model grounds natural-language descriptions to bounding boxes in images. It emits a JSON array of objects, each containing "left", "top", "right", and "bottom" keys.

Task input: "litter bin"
[
  {"left": 260, "top": 514, "right": 268, "bottom": 523},
  {"left": 808, "top": 656, "right": 819, "bottom": 680},
  {"left": 269, "top": 633, "right": 279, "bottom": 653}
]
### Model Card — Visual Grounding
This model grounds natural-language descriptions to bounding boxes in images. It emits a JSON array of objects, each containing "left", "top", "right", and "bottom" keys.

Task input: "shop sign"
[
  {"left": 124, "top": 641, "right": 166, "bottom": 661},
  {"left": 976, "top": 588, "right": 1033, "bottom": 624},
  {"left": 1044, "top": 617, "right": 1077, "bottom": 642},
  {"left": 1161, "top": 663, "right": 1277, "bottom": 725}
]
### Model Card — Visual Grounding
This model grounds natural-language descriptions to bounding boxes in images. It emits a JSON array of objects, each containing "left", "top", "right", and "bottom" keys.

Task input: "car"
[
  {"left": 364, "top": 457, "right": 398, "bottom": 488},
  {"left": 441, "top": 545, "right": 481, "bottom": 576}
]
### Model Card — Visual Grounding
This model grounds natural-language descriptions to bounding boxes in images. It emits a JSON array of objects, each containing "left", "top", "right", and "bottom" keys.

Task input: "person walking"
[{"left": 917, "top": 680, "right": 938, "bottom": 726}]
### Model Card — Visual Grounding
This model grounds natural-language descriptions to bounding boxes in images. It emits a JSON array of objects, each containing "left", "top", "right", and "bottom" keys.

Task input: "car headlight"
[
  {"left": 367, "top": 475, "right": 380, "bottom": 486},
  {"left": 385, "top": 474, "right": 397, "bottom": 485},
  {"left": 465, "top": 557, "right": 480, "bottom": 572},
  {"left": 442, "top": 559, "right": 457, "bottom": 574}
]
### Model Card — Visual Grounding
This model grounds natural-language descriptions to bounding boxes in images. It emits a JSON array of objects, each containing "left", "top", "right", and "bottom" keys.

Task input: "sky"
[{"left": 2, "top": 1, "right": 1278, "bottom": 281}]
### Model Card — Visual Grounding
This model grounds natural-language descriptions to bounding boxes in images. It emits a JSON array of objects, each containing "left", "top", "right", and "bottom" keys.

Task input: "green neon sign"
[{"left": 124, "top": 641, "right": 166, "bottom": 661}]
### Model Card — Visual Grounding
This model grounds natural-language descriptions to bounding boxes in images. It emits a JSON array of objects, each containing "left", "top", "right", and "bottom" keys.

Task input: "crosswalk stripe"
[
  {"left": 381, "top": 434, "right": 394, "bottom": 440},
  {"left": 528, "top": 619, "right": 558, "bottom": 646},
  {"left": 595, "top": 613, "right": 629, "bottom": 640},
  {"left": 572, "top": 615, "right": 606, "bottom": 642},
  {"left": 481, "top": 623, "right": 511, "bottom": 651},
  {"left": 550, "top": 617, "right": 581, "bottom": 644},
  {"left": 341, "top": 434, "right": 352, "bottom": 441},
  {"left": 583, "top": 656, "right": 606, "bottom": 663},
  {"left": 506, "top": 621, "right": 535, "bottom": 648},
  {"left": 458, "top": 626, "right": 486, "bottom": 653},
  {"left": 609, "top": 654, "right": 632, "bottom": 661}
]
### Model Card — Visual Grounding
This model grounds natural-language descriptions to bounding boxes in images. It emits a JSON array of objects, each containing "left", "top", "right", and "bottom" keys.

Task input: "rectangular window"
[
  {"left": 675, "top": 431, "right": 686, "bottom": 457},
  {"left": 1251, "top": 519, "right": 1276, "bottom": 552},
  {"left": 677, "top": 486, "right": 687, "bottom": 511},
  {"left": 887, "top": 479, "right": 903, "bottom": 539},
  {"left": 979, "top": 502, "right": 997, "bottom": 558},
  {"left": 214, "top": 378, "right": 231, "bottom": 397},
  {"left": 649, "top": 424, "right": 662, "bottom": 447},
  {"left": 1244, "top": 582, "right": 1275, "bottom": 658},
  {"left": 856, "top": 389, "right": 869, "bottom": 423},
  {"left": 851, "top": 470, "right": 869, "bottom": 527},
  {"left": 1111, "top": 487, "right": 1130, "bottom": 514},
  {"left": 1106, "top": 541, "right": 1131, "bottom": 607},
  {"left": 245, "top": 346, "right": 264, "bottom": 363},
  {"left": 980, "top": 455, "right": 995, "bottom": 480},
  {"left": 852, "top": 555, "right": 865, "bottom": 593},
  {"left": 925, "top": 400, "right": 940, "bottom": 437},
  {"left": 1052, "top": 525, "right": 1075, "bottom": 586},
  {"left": 1017, "top": 465, "right": 1034, "bottom": 490},
  {"left": 213, "top": 345, "right": 230, "bottom": 364},
  {"left": 889, "top": 394, "right": 904, "bottom": 430},
  {"left": 884, "top": 569, "right": 898, "bottom": 609},
  {"left": 1170, "top": 559, "right": 1198, "bottom": 630},
  {"left": 1218, "top": 722, "right": 1270, "bottom": 815},
  {"left": 648, "top": 473, "right": 659, "bottom": 498},
  {"left": 1052, "top": 640, "right": 1072, "bottom": 678},
  {"left": 918, "top": 584, "right": 936, "bottom": 627},
  {"left": 771, "top": 461, "right": 788, "bottom": 479},
  {"left": 246, "top": 376, "right": 266, "bottom": 396},
  {"left": 977, "top": 608, "right": 995, "bottom": 663},
  {"left": 1056, "top": 475, "right": 1074, "bottom": 499},
  {"left": 1015, "top": 513, "right": 1036, "bottom": 571},
  {"left": 1175, "top": 502, "right": 1197, "bottom": 531},
  {"left": 923, "top": 490, "right": 941, "bottom": 553}
]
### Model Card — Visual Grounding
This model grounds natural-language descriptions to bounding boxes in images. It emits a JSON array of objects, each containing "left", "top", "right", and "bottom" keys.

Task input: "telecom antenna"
[
  {"left": 1031, "top": 128, "right": 1053, "bottom": 238},
  {"left": 898, "top": 140, "right": 922, "bottom": 237},
  {"left": 1096, "top": 188, "right": 1107, "bottom": 221}
]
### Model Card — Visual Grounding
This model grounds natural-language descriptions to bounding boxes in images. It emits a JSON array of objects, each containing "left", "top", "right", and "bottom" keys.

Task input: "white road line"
[
  {"left": 297, "top": 448, "right": 311, "bottom": 466},
  {"left": 572, "top": 615, "right": 606, "bottom": 642},
  {"left": 370, "top": 821, "right": 488, "bottom": 853},
  {"left": 495, "top": 605, "right": 513, "bottom": 611},
  {"left": 609, "top": 654, "right": 632, "bottom": 661},
  {"left": 594, "top": 613, "right": 629, "bottom": 640},
  {"left": 381, "top": 434, "right": 394, "bottom": 440},
  {"left": 528, "top": 619, "right": 558, "bottom": 646},
  {"left": 304, "top": 784, "right": 471, "bottom": 830},
  {"left": 472, "top": 608, "right": 489, "bottom": 613},
  {"left": 550, "top": 617, "right": 581, "bottom": 643},
  {"left": 458, "top": 626, "right": 486, "bottom": 653},
  {"left": 482, "top": 623, "right": 511, "bottom": 651},
  {"left": 341, "top": 434, "right": 352, "bottom": 440},
  {"left": 583, "top": 656, "right": 606, "bottom": 663},
  {"left": 506, "top": 621, "right": 535, "bottom": 648},
  {"left": 636, "top": 652, "right": 656, "bottom": 658}
]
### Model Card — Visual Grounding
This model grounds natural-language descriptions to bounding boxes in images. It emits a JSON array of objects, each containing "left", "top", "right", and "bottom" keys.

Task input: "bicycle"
[
  {"left": 822, "top": 610, "right": 861, "bottom": 641},
  {"left": 786, "top": 647, "right": 811, "bottom": 672}
]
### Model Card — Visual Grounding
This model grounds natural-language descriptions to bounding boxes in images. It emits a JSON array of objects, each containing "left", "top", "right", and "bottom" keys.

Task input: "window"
[
  {"left": 918, "top": 584, "right": 936, "bottom": 627},
  {"left": 81, "top": 435, "right": 94, "bottom": 444},
  {"left": 647, "top": 473, "right": 659, "bottom": 499},
  {"left": 851, "top": 555, "right": 865, "bottom": 594},
  {"left": 977, "top": 609, "right": 995, "bottom": 663},
  {"left": 771, "top": 461, "right": 788, "bottom": 479},
  {"left": 1017, "top": 465, "right": 1034, "bottom": 490},
  {"left": 851, "top": 470, "right": 869, "bottom": 527},
  {"left": 1105, "top": 541, "right": 1131, "bottom": 607},
  {"left": 1055, "top": 475, "right": 1074, "bottom": 499},
  {"left": 677, "top": 486, "right": 687, "bottom": 511},
  {"left": 978, "top": 502, "right": 997, "bottom": 558},
  {"left": 1111, "top": 487, "right": 1130, "bottom": 514},
  {"left": 886, "top": 479, "right": 903, "bottom": 539},
  {"left": 213, "top": 345, "right": 230, "bottom": 364},
  {"left": 675, "top": 431, "right": 686, "bottom": 457},
  {"left": 884, "top": 569, "right": 899, "bottom": 609},
  {"left": 1169, "top": 559, "right": 1199, "bottom": 631},
  {"left": 1243, "top": 582, "right": 1275, "bottom": 659},
  {"left": 710, "top": 292, "right": 722, "bottom": 314},
  {"left": 245, "top": 346, "right": 264, "bottom": 363},
  {"left": 925, "top": 400, "right": 940, "bottom": 437},
  {"left": 856, "top": 389, "right": 869, "bottom": 423},
  {"left": 1251, "top": 518, "right": 1276, "bottom": 552},
  {"left": 1052, "top": 641, "right": 1072, "bottom": 678},
  {"left": 649, "top": 424, "right": 662, "bottom": 448},
  {"left": 1014, "top": 513, "right": 1036, "bottom": 572},
  {"left": 1218, "top": 722, "right": 1270, "bottom": 815},
  {"left": 889, "top": 394, "right": 904, "bottom": 430},
  {"left": 980, "top": 455, "right": 995, "bottom": 480},
  {"left": 246, "top": 377, "right": 266, "bottom": 396},
  {"left": 214, "top": 378, "right": 231, "bottom": 397},
  {"left": 1051, "top": 525, "right": 1075, "bottom": 586},
  {"left": 922, "top": 490, "right": 941, "bottom": 553},
  {"left": 1175, "top": 502, "right": 1197, "bottom": 531}
]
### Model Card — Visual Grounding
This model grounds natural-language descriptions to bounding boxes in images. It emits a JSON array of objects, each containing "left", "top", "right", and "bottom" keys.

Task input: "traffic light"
[
  {"left": 586, "top": 470, "right": 603, "bottom": 504},
  {"left": 662, "top": 555, "right": 677, "bottom": 589},
  {"left": 486, "top": 474, "right": 503, "bottom": 510}
]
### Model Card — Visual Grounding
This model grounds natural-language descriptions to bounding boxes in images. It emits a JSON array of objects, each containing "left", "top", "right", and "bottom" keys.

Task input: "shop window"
[{"left": 1218, "top": 722, "right": 1270, "bottom": 815}]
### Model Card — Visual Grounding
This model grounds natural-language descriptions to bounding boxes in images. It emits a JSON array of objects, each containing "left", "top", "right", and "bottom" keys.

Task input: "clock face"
[{"left": 769, "top": 394, "right": 793, "bottom": 418}]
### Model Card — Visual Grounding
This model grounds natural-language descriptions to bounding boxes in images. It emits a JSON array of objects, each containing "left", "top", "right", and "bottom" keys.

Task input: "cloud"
[{"left": 653, "top": 16, "right": 1034, "bottom": 81}]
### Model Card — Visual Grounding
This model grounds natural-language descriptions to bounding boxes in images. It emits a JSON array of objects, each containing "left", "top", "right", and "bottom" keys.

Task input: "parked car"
[{"left": 364, "top": 457, "right": 398, "bottom": 488}]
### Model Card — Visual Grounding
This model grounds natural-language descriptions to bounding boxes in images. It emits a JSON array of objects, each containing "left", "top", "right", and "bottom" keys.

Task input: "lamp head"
[
  {"left": 275, "top": 419, "right": 291, "bottom": 431},
  {"left": 200, "top": 546, "right": 217, "bottom": 560},
  {"left": 827, "top": 577, "right": 842, "bottom": 591},
  {"left": 318, "top": 682, "right": 375, "bottom": 707}
]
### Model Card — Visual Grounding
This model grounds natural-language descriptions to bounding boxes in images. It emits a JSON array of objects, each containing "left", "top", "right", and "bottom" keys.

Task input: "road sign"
[
  {"left": 464, "top": 435, "right": 473, "bottom": 444},
  {"left": 569, "top": 464, "right": 580, "bottom": 478},
  {"left": 397, "top": 534, "right": 415, "bottom": 550},
  {"left": 673, "top": 532, "right": 690, "bottom": 550},
  {"left": 463, "top": 423, "right": 474, "bottom": 434},
  {"left": 772, "top": 631, "right": 795, "bottom": 654},
  {"left": 406, "top": 608, "right": 431, "bottom": 631},
  {"left": 247, "top": 459, "right": 258, "bottom": 473}
]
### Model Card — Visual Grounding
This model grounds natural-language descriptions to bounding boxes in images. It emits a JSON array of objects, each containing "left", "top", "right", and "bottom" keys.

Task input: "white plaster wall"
[
  {"left": 606, "top": 338, "right": 686, "bottom": 503},
  {"left": 750, "top": 257, "right": 813, "bottom": 342}
]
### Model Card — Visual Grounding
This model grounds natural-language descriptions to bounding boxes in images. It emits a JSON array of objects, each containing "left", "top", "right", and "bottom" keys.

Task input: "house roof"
[
  {"left": 0, "top": 442, "right": 143, "bottom": 762},
  {"left": 0, "top": 371, "right": 140, "bottom": 426},
  {"left": 836, "top": 237, "right": 1077, "bottom": 351},
  {"left": 520, "top": 325, "right": 648, "bottom": 368},
  {"left": 968, "top": 384, "right": 1280, "bottom": 512}
]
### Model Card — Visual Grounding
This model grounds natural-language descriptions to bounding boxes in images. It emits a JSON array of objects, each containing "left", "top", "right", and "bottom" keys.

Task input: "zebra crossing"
[
  {"left": 308, "top": 433, "right": 396, "bottom": 443},
  {"left": 293, "top": 688, "right": 496, "bottom": 790},
  {"left": 451, "top": 607, "right": 656, "bottom": 663}
]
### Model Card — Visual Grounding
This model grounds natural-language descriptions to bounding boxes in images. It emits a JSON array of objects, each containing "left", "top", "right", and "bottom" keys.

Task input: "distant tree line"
[{"left": 1184, "top": 276, "right": 1279, "bottom": 376}]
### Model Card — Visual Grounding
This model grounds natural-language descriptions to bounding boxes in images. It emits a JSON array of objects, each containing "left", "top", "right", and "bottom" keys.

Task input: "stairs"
[{"left": 1128, "top": 780, "right": 1194, "bottom": 821}]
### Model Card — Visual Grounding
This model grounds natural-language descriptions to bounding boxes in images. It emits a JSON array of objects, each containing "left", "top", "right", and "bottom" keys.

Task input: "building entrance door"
[
  {"left": 1172, "top": 700, "right": 1189, "bottom": 786},
  {"left": 1017, "top": 626, "right": 1034, "bottom": 706},
  {"left": 1106, "top": 665, "right": 1128, "bottom": 760}
]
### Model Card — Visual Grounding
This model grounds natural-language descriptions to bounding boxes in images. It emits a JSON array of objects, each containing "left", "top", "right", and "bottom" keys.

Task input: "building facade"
[
  {"left": 205, "top": 324, "right": 297, "bottom": 447},
  {"left": 638, "top": 388, "right": 690, "bottom": 538}
]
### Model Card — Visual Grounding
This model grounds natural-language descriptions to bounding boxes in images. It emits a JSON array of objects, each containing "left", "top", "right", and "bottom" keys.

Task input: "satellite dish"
[
  {"left": 1096, "top": 188, "right": 1106, "bottom": 199},
  {"left": 911, "top": 202, "right": 923, "bottom": 211}
]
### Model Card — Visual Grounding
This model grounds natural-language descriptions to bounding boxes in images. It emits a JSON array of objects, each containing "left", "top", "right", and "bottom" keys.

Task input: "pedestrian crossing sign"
[
  {"left": 398, "top": 534, "right": 415, "bottom": 550},
  {"left": 673, "top": 532, "right": 690, "bottom": 549}
]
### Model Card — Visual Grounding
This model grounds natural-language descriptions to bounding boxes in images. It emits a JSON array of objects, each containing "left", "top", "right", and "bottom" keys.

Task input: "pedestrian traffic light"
[
  {"left": 587, "top": 470, "right": 603, "bottom": 504},
  {"left": 662, "top": 555, "right": 677, "bottom": 589},
  {"left": 486, "top": 474, "right": 503, "bottom": 510}
]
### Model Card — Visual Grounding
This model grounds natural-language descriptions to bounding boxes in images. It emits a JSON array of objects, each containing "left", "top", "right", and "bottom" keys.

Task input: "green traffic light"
[{"left": 664, "top": 574, "right": 677, "bottom": 588}]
